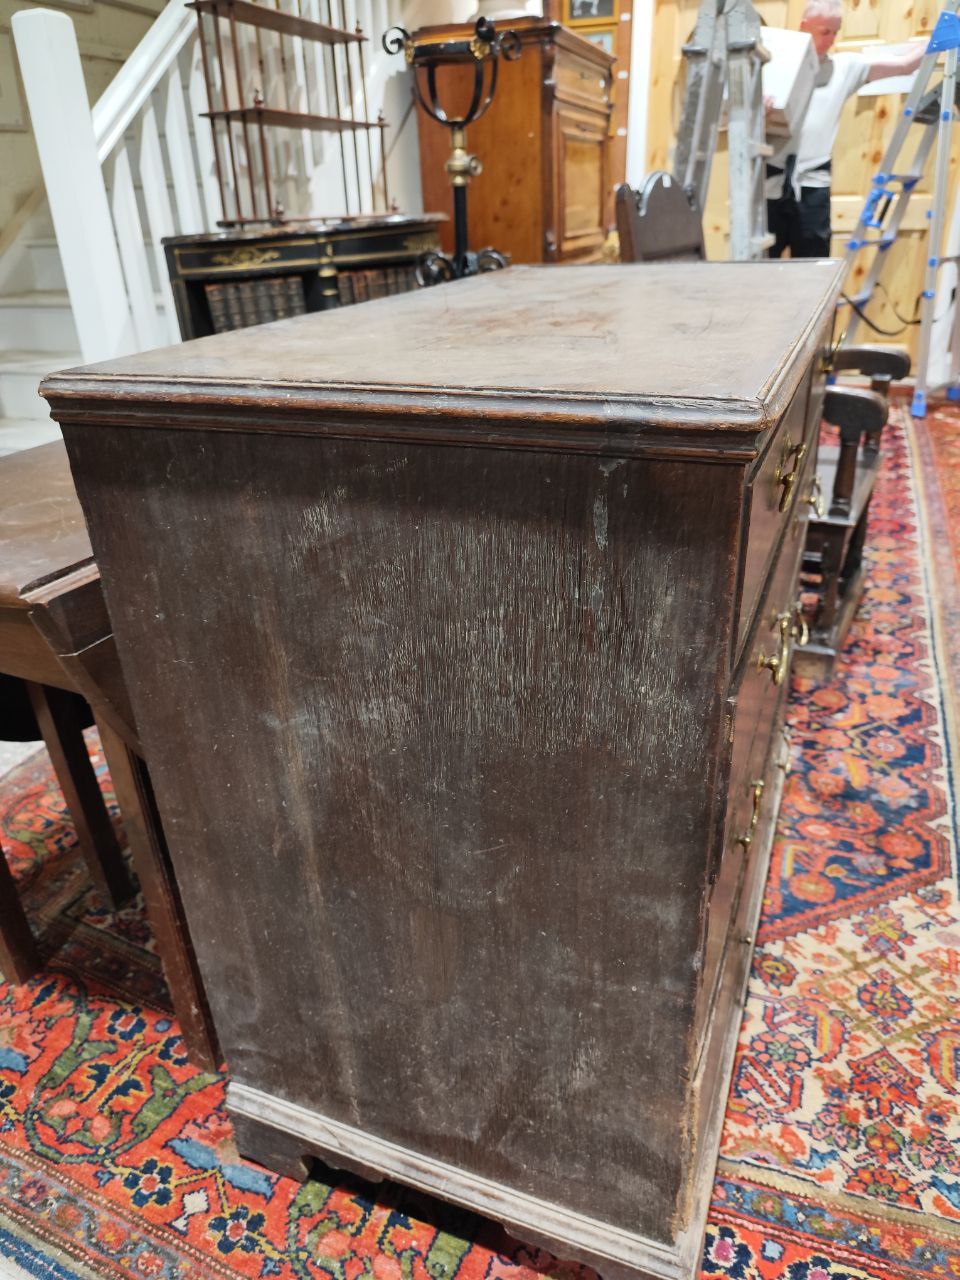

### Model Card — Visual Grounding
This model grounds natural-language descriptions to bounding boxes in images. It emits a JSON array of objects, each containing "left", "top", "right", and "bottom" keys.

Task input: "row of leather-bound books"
[
  {"left": 203, "top": 265, "right": 422, "bottom": 333},
  {"left": 337, "top": 265, "right": 420, "bottom": 306},
  {"left": 204, "top": 276, "right": 307, "bottom": 332}
]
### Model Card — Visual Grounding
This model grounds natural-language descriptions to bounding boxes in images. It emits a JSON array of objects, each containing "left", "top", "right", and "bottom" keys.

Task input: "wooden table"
[
  {"left": 0, "top": 443, "right": 218, "bottom": 1070},
  {"left": 44, "top": 262, "right": 843, "bottom": 1280}
]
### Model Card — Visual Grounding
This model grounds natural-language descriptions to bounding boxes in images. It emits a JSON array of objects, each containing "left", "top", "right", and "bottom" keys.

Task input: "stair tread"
[
  {"left": 0, "top": 291, "right": 71, "bottom": 307},
  {"left": 0, "top": 418, "right": 62, "bottom": 458},
  {"left": 0, "top": 349, "right": 81, "bottom": 372}
]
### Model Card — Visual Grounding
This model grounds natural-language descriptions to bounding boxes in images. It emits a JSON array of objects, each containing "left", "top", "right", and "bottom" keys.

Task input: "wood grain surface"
[
  {"left": 42, "top": 264, "right": 845, "bottom": 437},
  {"left": 50, "top": 263, "right": 844, "bottom": 1278},
  {"left": 0, "top": 443, "right": 92, "bottom": 610},
  {"left": 65, "top": 423, "right": 742, "bottom": 1239}
]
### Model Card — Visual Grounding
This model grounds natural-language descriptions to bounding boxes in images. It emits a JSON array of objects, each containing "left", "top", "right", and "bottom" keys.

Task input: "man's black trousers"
[{"left": 767, "top": 185, "right": 832, "bottom": 258}]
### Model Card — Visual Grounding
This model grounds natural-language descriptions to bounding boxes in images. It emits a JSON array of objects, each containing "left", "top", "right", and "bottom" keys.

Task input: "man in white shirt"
[{"left": 767, "top": 0, "right": 926, "bottom": 258}]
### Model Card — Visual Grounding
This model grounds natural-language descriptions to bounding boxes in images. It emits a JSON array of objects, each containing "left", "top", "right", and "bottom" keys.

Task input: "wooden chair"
[
  {"left": 615, "top": 172, "right": 705, "bottom": 263},
  {"left": 0, "top": 443, "right": 218, "bottom": 1070},
  {"left": 0, "top": 673, "right": 134, "bottom": 979},
  {"left": 796, "top": 347, "right": 911, "bottom": 675}
]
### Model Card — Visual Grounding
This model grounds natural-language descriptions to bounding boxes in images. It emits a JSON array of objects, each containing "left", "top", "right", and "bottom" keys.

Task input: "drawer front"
[
  {"left": 736, "top": 369, "right": 816, "bottom": 652},
  {"left": 696, "top": 707, "right": 790, "bottom": 1069},
  {"left": 169, "top": 236, "right": 326, "bottom": 278},
  {"left": 698, "top": 515, "right": 808, "bottom": 1053},
  {"left": 741, "top": 508, "right": 809, "bottom": 767},
  {"left": 692, "top": 719, "right": 791, "bottom": 1144},
  {"left": 555, "top": 49, "right": 611, "bottom": 112},
  {"left": 700, "top": 764, "right": 756, "bottom": 1031}
]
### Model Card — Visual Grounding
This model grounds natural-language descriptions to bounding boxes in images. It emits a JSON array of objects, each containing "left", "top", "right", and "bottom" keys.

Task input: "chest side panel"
[{"left": 66, "top": 424, "right": 741, "bottom": 1240}]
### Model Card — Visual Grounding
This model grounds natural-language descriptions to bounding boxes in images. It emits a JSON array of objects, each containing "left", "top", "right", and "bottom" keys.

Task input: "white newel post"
[{"left": 13, "top": 7, "right": 137, "bottom": 364}]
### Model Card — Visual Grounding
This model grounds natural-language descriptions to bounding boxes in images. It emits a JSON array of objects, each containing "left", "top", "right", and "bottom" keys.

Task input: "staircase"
[
  {"left": 0, "top": 0, "right": 172, "bottom": 451},
  {"left": 1, "top": 0, "right": 417, "bottom": 454},
  {"left": 0, "top": 202, "right": 77, "bottom": 452}
]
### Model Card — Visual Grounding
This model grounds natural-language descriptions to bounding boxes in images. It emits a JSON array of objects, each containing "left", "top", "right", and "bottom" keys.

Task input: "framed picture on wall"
[
  {"left": 582, "top": 26, "right": 616, "bottom": 54},
  {"left": 564, "top": 0, "right": 618, "bottom": 24}
]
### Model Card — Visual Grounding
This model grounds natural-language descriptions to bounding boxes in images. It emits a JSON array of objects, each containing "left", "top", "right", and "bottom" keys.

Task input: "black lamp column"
[{"left": 383, "top": 18, "right": 521, "bottom": 283}]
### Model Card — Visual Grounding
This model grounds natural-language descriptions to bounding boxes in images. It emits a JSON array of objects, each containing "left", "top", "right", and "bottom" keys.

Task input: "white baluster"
[
  {"left": 188, "top": 39, "right": 226, "bottom": 225},
  {"left": 356, "top": 0, "right": 373, "bottom": 41},
  {"left": 288, "top": 35, "right": 314, "bottom": 186},
  {"left": 139, "top": 102, "right": 182, "bottom": 343},
  {"left": 111, "top": 143, "right": 166, "bottom": 350},
  {"left": 12, "top": 7, "right": 137, "bottom": 362},
  {"left": 165, "top": 62, "right": 205, "bottom": 233}
]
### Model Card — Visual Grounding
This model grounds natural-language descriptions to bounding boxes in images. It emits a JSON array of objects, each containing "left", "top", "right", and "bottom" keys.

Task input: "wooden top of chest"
[{"left": 42, "top": 263, "right": 844, "bottom": 454}]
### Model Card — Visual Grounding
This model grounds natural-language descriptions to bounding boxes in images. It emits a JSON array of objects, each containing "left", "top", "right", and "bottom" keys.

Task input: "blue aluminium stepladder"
[{"left": 840, "top": 4, "right": 960, "bottom": 417}]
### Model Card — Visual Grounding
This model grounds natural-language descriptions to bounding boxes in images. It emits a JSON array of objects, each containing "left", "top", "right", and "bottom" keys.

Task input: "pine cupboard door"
[
  {"left": 646, "top": 0, "right": 958, "bottom": 361},
  {"left": 554, "top": 104, "right": 609, "bottom": 260}
]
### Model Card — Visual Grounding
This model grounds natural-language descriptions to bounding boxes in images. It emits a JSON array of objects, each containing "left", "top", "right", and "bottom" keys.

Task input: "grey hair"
[{"left": 802, "top": 0, "right": 842, "bottom": 18}]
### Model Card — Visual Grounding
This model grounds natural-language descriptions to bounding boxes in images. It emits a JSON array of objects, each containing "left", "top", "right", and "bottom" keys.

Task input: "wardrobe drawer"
[{"left": 554, "top": 49, "right": 611, "bottom": 111}]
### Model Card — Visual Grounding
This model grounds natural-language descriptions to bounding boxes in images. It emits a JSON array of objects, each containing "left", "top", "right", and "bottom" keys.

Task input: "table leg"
[
  {"left": 25, "top": 682, "right": 135, "bottom": 910},
  {"left": 97, "top": 720, "right": 220, "bottom": 1073},
  {"left": 0, "top": 836, "right": 41, "bottom": 984}
]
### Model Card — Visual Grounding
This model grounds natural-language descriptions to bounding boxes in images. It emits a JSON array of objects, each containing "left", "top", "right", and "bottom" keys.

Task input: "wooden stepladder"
[
  {"left": 840, "top": 4, "right": 960, "bottom": 416},
  {"left": 674, "top": 0, "right": 772, "bottom": 261}
]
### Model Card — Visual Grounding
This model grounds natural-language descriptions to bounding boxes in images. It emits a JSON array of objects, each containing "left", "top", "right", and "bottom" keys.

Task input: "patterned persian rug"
[{"left": 0, "top": 404, "right": 957, "bottom": 1280}]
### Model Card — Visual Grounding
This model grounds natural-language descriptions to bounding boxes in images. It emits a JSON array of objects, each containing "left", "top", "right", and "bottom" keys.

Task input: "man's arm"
[{"left": 865, "top": 41, "right": 927, "bottom": 84}]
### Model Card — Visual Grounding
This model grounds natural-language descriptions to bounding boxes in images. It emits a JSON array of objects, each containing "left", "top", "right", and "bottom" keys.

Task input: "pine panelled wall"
[{"left": 646, "top": 0, "right": 959, "bottom": 359}]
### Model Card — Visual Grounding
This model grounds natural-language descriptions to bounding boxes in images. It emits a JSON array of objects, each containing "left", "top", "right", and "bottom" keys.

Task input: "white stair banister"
[
  {"left": 111, "top": 143, "right": 168, "bottom": 350},
  {"left": 12, "top": 7, "right": 137, "bottom": 365},
  {"left": 139, "top": 103, "right": 183, "bottom": 344},
  {"left": 92, "top": 0, "right": 197, "bottom": 162},
  {"left": 15, "top": 0, "right": 418, "bottom": 363},
  {"left": 164, "top": 61, "right": 206, "bottom": 234}
]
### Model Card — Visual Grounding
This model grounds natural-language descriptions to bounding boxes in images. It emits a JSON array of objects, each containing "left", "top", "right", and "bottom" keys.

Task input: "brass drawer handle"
[
  {"left": 804, "top": 473, "right": 824, "bottom": 518},
  {"left": 736, "top": 779, "right": 765, "bottom": 850},
  {"left": 757, "top": 613, "right": 791, "bottom": 685},
  {"left": 775, "top": 440, "right": 807, "bottom": 512}
]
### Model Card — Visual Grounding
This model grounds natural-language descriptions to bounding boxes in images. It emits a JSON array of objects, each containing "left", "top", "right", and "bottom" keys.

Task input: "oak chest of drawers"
[{"left": 43, "top": 261, "right": 844, "bottom": 1280}]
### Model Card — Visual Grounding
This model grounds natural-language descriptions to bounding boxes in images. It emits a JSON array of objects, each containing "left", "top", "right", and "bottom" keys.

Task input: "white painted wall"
[
  {"left": 404, "top": 0, "right": 542, "bottom": 25},
  {"left": 625, "top": 0, "right": 654, "bottom": 184}
]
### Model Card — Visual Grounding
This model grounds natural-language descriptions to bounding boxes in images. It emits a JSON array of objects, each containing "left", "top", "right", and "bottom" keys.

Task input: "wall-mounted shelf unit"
[{"left": 189, "top": 0, "right": 388, "bottom": 226}]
